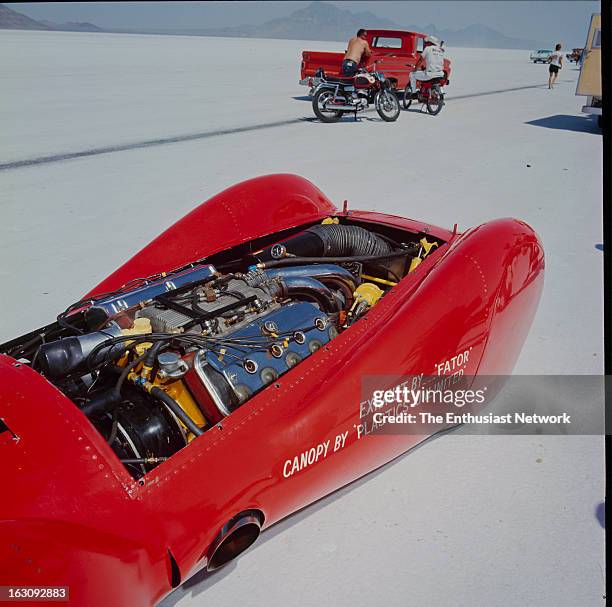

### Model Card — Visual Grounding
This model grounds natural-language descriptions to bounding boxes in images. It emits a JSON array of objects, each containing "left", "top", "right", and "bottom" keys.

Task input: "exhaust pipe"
[
  {"left": 207, "top": 513, "right": 262, "bottom": 571},
  {"left": 265, "top": 265, "right": 357, "bottom": 307},
  {"left": 279, "top": 276, "right": 340, "bottom": 313},
  {"left": 325, "top": 103, "right": 360, "bottom": 111}
]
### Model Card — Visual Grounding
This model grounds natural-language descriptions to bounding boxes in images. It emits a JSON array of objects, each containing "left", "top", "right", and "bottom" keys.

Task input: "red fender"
[{"left": 88, "top": 174, "right": 337, "bottom": 298}]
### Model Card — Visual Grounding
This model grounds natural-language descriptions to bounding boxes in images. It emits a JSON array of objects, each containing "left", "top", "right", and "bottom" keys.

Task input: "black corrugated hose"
[{"left": 306, "top": 224, "right": 393, "bottom": 257}]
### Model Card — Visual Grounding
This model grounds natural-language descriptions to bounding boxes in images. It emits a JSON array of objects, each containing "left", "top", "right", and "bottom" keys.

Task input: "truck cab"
[{"left": 300, "top": 29, "right": 451, "bottom": 94}]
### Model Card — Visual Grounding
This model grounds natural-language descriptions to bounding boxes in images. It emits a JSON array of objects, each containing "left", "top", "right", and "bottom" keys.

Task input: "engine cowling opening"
[{"left": 0, "top": 217, "right": 444, "bottom": 480}]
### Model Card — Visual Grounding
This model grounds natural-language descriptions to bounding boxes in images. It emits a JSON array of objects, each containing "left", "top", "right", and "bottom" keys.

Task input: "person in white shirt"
[
  {"left": 408, "top": 35, "right": 445, "bottom": 95},
  {"left": 548, "top": 43, "right": 563, "bottom": 89}
]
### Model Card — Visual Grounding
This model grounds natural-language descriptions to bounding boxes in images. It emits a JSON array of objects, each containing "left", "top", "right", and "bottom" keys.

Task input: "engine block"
[
  {"left": 137, "top": 276, "right": 280, "bottom": 334},
  {"left": 189, "top": 302, "right": 337, "bottom": 418}
]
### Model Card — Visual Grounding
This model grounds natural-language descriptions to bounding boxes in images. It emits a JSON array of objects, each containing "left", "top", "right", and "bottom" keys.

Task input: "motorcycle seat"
[
  {"left": 324, "top": 75, "right": 356, "bottom": 84},
  {"left": 427, "top": 77, "right": 445, "bottom": 84}
]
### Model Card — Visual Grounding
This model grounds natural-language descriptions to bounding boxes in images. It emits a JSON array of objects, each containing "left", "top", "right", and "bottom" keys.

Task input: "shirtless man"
[{"left": 342, "top": 29, "right": 372, "bottom": 76}]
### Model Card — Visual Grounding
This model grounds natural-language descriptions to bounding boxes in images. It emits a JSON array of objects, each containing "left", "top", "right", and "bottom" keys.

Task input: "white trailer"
[{"left": 576, "top": 13, "right": 602, "bottom": 127}]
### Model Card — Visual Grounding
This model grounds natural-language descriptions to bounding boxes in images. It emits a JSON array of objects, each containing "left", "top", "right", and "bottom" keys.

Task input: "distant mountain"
[
  {"left": 40, "top": 20, "right": 103, "bottom": 33},
  {"left": 0, "top": 4, "right": 102, "bottom": 32},
  {"left": 418, "top": 23, "right": 539, "bottom": 50},
  {"left": 1, "top": 1, "right": 542, "bottom": 49},
  {"left": 0, "top": 3, "right": 50, "bottom": 30},
  {"left": 193, "top": 2, "right": 399, "bottom": 42},
  {"left": 178, "top": 2, "right": 540, "bottom": 49}
]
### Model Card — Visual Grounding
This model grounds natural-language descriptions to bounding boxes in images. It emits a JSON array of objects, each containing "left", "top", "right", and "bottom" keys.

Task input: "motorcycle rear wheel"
[
  {"left": 312, "top": 89, "right": 344, "bottom": 123},
  {"left": 426, "top": 85, "right": 444, "bottom": 115},
  {"left": 375, "top": 90, "right": 400, "bottom": 122}
]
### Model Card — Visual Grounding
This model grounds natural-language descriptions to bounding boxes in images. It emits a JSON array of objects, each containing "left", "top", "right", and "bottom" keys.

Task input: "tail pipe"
[
  {"left": 207, "top": 512, "right": 263, "bottom": 571},
  {"left": 324, "top": 103, "right": 359, "bottom": 111}
]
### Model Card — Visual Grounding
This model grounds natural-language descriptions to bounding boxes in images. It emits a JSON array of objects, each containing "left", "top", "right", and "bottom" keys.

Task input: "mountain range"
[
  {"left": 0, "top": 4, "right": 101, "bottom": 32},
  {"left": 0, "top": 2, "right": 541, "bottom": 49}
]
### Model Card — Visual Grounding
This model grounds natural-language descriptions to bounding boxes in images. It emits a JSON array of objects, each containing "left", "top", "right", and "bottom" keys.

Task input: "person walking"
[{"left": 548, "top": 43, "right": 563, "bottom": 89}]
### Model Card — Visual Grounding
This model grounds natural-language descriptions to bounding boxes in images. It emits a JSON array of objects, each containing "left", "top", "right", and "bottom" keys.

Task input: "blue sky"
[{"left": 12, "top": 1, "right": 600, "bottom": 47}]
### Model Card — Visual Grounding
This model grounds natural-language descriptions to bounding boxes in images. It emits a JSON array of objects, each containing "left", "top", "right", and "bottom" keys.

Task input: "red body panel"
[
  {"left": 87, "top": 174, "right": 336, "bottom": 298},
  {"left": 0, "top": 175, "right": 543, "bottom": 606},
  {"left": 300, "top": 29, "right": 452, "bottom": 89}
]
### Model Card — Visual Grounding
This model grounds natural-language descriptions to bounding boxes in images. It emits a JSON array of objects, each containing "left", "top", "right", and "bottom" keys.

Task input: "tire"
[
  {"left": 374, "top": 90, "right": 400, "bottom": 121},
  {"left": 402, "top": 84, "right": 413, "bottom": 110},
  {"left": 426, "top": 85, "right": 444, "bottom": 115},
  {"left": 312, "top": 88, "right": 343, "bottom": 123}
]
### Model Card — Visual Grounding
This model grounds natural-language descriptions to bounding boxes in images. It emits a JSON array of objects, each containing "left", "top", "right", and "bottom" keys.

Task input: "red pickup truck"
[{"left": 300, "top": 29, "right": 451, "bottom": 93}]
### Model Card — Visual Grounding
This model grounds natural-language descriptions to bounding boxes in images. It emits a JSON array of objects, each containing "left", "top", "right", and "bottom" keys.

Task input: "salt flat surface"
[{"left": 0, "top": 30, "right": 604, "bottom": 606}]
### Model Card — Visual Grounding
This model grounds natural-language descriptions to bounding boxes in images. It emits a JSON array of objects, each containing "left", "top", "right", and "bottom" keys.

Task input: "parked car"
[
  {"left": 0, "top": 174, "right": 543, "bottom": 606},
  {"left": 300, "top": 29, "right": 451, "bottom": 94},
  {"left": 566, "top": 47, "right": 585, "bottom": 64},
  {"left": 530, "top": 49, "right": 552, "bottom": 63}
]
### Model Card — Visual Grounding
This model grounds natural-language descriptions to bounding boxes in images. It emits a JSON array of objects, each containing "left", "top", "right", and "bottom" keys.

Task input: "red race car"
[{"left": 0, "top": 174, "right": 544, "bottom": 606}]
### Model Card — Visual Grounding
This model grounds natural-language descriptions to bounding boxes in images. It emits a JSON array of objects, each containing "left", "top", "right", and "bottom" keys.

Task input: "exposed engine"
[{"left": 4, "top": 220, "right": 440, "bottom": 479}]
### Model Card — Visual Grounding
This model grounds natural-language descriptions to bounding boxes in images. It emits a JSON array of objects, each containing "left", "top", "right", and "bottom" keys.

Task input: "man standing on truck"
[
  {"left": 407, "top": 36, "right": 445, "bottom": 96},
  {"left": 342, "top": 29, "right": 372, "bottom": 76}
]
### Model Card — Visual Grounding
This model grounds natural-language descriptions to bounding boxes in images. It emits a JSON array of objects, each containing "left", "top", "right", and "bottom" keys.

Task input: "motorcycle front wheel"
[
  {"left": 426, "top": 85, "right": 445, "bottom": 115},
  {"left": 402, "top": 84, "right": 414, "bottom": 110},
  {"left": 312, "top": 89, "right": 344, "bottom": 123},
  {"left": 375, "top": 89, "right": 400, "bottom": 122}
]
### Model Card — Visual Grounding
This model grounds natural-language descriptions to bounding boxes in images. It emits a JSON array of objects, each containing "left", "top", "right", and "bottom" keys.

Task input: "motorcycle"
[
  {"left": 402, "top": 73, "right": 448, "bottom": 115},
  {"left": 311, "top": 68, "right": 400, "bottom": 123}
]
